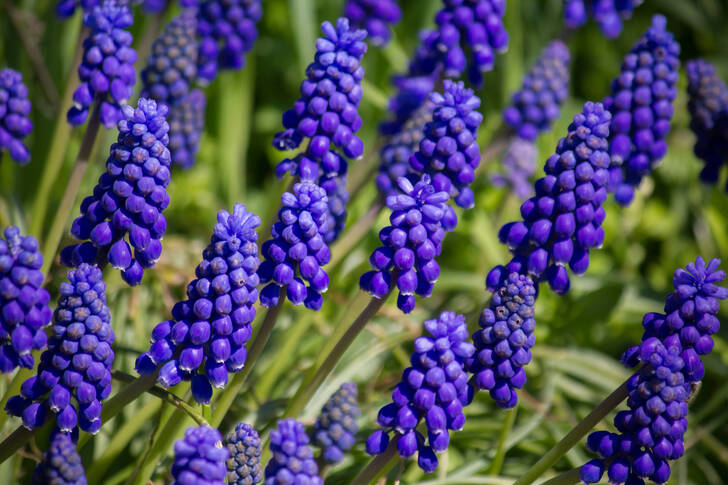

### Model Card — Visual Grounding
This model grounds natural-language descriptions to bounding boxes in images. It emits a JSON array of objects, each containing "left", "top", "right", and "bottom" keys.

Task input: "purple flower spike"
[
  {"left": 56, "top": 0, "right": 100, "bottom": 18},
  {"left": 411, "top": 80, "right": 483, "bottom": 209},
  {"left": 68, "top": 0, "right": 137, "bottom": 128},
  {"left": 136, "top": 204, "right": 261, "bottom": 404},
  {"left": 491, "top": 137, "right": 538, "bottom": 200},
  {"left": 266, "top": 419, "right": 323, "bottom": 485},
  {"left": 274, "top": 18, "right": 368, "bottom": 182},
  {"left": 0, "top": 68, "right": 33, "bottom": 164},
  {"left": 196, "top": 0, "right": 263, "bottom": 82},
  {"left": 312, "top": 382, "right": 360, "bottom": 464},
  {"left": 31, "top": 431, "right": 87, "bottom": 485},
  {"left": 62, "top": 98, "right": 170, "bottom": 286},
  {"left": 366, "top": 311, "right": 474, "bottom": 473},
  {"left": 686, "top": 60, "right": 728, "bottom": 188},
  {"left": 503, "top": 40, "right": 571, "bottom": 141},
  {"left": 169, "top": 89, "right": 207, "bottom": 169},
  {"left": 225, "top": 422, "right": 263, "bottom": 485},
  {"left": 0, "top": 227, "right": 52, "bottom": 373},
  {"left": 360, "top": 174, "right": 449, "bottom": 313},
  {"left": 320, "top": 172, "right": 349, "bottom": 243},
  {"left": 468, "top": 272, "right": 536, "bottom": 408},
  {"left": 172, "top": 425, "right": 229, "bottom": 485},
  {"left": 605, "top": 15, "right": 680, "bottom": 206},
  {"left": 6, "top": 264, "right": 114, "bottom": 434},
  {"left": 258, "top": 182, "right": 330, "bottom": 311},
  {"left": 488, "top": 101, "right": 611, "bottom": 295},
  {"left": 344, "top": 0, "right": 401, "bottom": 46},
  {"left": 563, "top": 0, "right": 643, "bottom": 38}
]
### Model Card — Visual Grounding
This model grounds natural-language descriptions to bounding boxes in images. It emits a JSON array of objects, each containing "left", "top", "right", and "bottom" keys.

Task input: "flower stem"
[
  {"left": 540, "top": 468, "right": 582, "bottom": 485},
  {"left": 40, "top": 99, "right": 103, "bottom": 276},
  {"left": 512, "top": 378, "right": 629, "bottom": 485},
  {"left": 328, "top": 200, "right": 384, "bottom": 268},
  {"left": 489, "top": 406, "right": 518, "bottom": 475},
  {"left": 350, "top": 434, "right": 399, "bottom": 485}
]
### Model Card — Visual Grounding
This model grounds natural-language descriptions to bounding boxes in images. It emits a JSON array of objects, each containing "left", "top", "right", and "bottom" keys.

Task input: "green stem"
[
  {"left": 328, "top": 200, "right": 384, "bottom": 268},
  {"left": 0, "top": 425, "right": 35, "bottom": 464},
  {"left": 512, "top": 379, "right": 629, "bottom": 485},
  {"left": 40, "top": 99, "right": 103, "bottom": 275},
  {"left": 540, "top": 468, "right": 582, "bottom": 485},
  {"left": 0, "top": 368, "right": 32, "bottom": 429},
  {"left": 489, "top": 406, "right": 518, "bottom": 475},
  {"left": 350, "top": 434, "right": 399, "bottom": 485}
]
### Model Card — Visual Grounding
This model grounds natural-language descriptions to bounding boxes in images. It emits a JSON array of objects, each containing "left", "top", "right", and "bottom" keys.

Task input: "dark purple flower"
[
  {"left": 344, "top": 0, "right": 401, "bottom": 46},
  {"left": 503, "top": 40, "right": 571, "bottom": 141},
  {"left": 6, "top": 264, "right": 114, "bottom": 434},
  {"left": 312, "top": 382, "right": 360, "bottom": 464},
  {"left": 605, "top": 15, "right": 680, "bottom": 206},
  {"left": 68, "top": 0, "right": 137, "bottom": 128},
  {"left": 0, "top": 68, "right": 33, "bottom": 164},
  {"left": 61, "top": 98, "right": 170, "bottom": 287},
  {"left": 172, "top": 425, "right": 229, "bottom": 485},
  {"left": 491, "top": 137, "right": 538, "bottom": 200},
  {"left": 488, "top": 101, "right": 611, "bottom": 295},
  {"left": 55, "top": 0, "right": 100, "bottom": 18},
  {"left": 225, "top": 422, "right": 263, "bottom": 485},
  {"left": 258, "top": 182, "right": 330, "bottom": 311},
  {"left": 31, "top": 430, "right": 87, "bottom": 485},
  {"left": 169, "top": 89, "right": 207, "bottom": 169},
  {"left": 265, "top": 419, "right": 322, "bottom": 485},
  {"left": 0, "top": 226, "right": 52, "bottom": 373},
  {"left": 365, "top": 311, "right": 474, "bottom": 473},
  {"left": 563, "top": 0, "right": 643, "bottom": 38},
  {"left": 136, "top": 204, "right": 261, "bottom": 404}
]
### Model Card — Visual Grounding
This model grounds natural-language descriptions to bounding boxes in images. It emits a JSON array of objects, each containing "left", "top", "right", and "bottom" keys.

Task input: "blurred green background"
[{"left": 1, "top": 0, "right": 728, "bottom": 483}]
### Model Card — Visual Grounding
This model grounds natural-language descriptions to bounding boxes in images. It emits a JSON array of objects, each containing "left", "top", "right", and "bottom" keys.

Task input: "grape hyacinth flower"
[
  {"left": 6, "top": 264, "right": 113, "bottom": 434},
  {"left": 605, "top": 15, "right": 680, "bottom": 205},
  {"left": 487, "top": 101, "right": 611, "bottom": 295},
  {"left": 503, "top": 40, "right": 571, "bottom": 141},
  {"left": 258, "top": 182, "right": 330, "bottom": 311},
  {"left": 265, "top": 419, "right": 322, "bottom": 485},
  {"left": 0, "top": 227, "right": 52, "bottom": 373},
  {"left": 172, "top": 425, "right": 229, "bottom": 485},
  {"left": 360, "top": 175, "right": 449, "bottom": 313},
  {"left": 68, "top": 0, "right": 137, "bottom": 128},
  {"left": 0, "top": 68, "right": 33, "bottom": 164},
  {"left": 320, "top": 173, "right": 349, "bottom": 243},
  {"left": 274, "top": 18, "right": 367, "bottom": 181},
  {"left": 312, "top": 381, "right": 360, "bottom": 464},
  {"left": 686, "top": 60, "right": 728, "bottom": 186},
  {"left": 61, "top": 98, "right": 170, "bottom": 286},
  {"left": 196, "top": 0, "right": 263, "bottom": 82},
  {"left": 141, "top": 11, "right": 197, "bottom": 108},
  {"left": 563, "top": 0, "right": 643, "bottom": 39},
  {"left": 136, "top": 204, "right": 261, "bottom": 404},
  {"left": 410, "top": 80, "right": 483, "bottom": 209},
  {"left": 55, "top": 0, "right": 100, "bottom": 18},
  {"left": 225, "top": 422, "right": 263, "bottom": 485},
  {"left": 344, "top": 0, "right": 401, "bottom": 46},
  {"left": 366, "top": 311, "right": 474, "bottom": 473},
  {"left": 468, "top": 272, "right": 536, "bottom": 408},
  {"left": 31, "top": 431, "right": 87, "bottom": 485},
  {"left": 491, "top": 137, "right": 538, "bottom": 200},
  {"left": 169, "top": 89, "right": 207, "bottom": 169}
]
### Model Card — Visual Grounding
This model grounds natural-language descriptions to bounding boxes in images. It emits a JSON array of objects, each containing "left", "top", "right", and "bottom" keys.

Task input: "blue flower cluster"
[
  {"left": 488, "top": 101, "right": 611, "bottom": 295},
  {"left": 6, "top": 264, "right": 114, "bottom": 434},
  {"left": 168, "top": 88, "right": 207, "bottom": 169},
  {"left": 225, "top": 422, "right": 263, "bottom": 485},
  {"left": 62, "top": 99, "right": 171, "bottom": 287},
  {"left": 563, "top": 0, "right": 643, "bottom": 38},
  {"left": 503, "top": 40, "right": 571, "bottom": 141},
  {"left": 312, "top": 381, "right": 360, "bottom": 464},
  {"left": 0, "top": 68, "right": 33, "bottom": 164},
  {"left": 320, "top": 172, "right": 349, "bottom": 243},
  {"left": 259, "top": 182, "right": 330, "bottom": 311},
  {"left": 491, "top": 137, "right": 538, "bottom": 200},
  {"left": 379, "top": 56, "right": 439, "bottom": 137},
  {"left": 366, "top": 311, "right": 474, "bottom": 473},
  {"left": 411, "top": 80, "right": 483, "bottom": 209},
  {"left": 605, "top": 15, "right": 680, "bottom": 206},
  {"left": 136, "top": 204, "right": 261, "bottom": 404},
  {"left": 0, "top": 227, "right": 52, "bottom": 373},
  {"left": 265, "top": 419, "right": 322, "bottom": 485},
  {"left": 360, "top": 175, "right": 449, "bottom": 313},
  {"left": 56, "top": 0, "right": 172, "bottom": 17},
  {"left": 31, "top": 431, "right": 87, "bottom": 485},
  {"left": 172, "top": 425, "right": 229, "bottom": 485},
  {"left": 344, "top": 0, "right": 401, "bottom": 46},
  {"left": 197, "top": 0, "right": 263, "bottom": 82},
  {"left": 686, "top": 60, "right": 728, "bottom": 187},
  {"left": 468, "top": 272, "right": 536, "bottom": 408},
  {"left": 68, "top": 0, "right": 137, "bottom": 128}
]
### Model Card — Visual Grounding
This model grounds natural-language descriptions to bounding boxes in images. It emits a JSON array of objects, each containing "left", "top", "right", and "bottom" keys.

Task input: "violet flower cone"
[
  {"left": 136, "top": 204, "right": 261, "bottom": 404},
  {"left": 68, "top": 0, "right": 137, "bottom": 128},
  {"left": 312, "top": 381, "right": 360, "bottom": 464},
  {"left": 563, "top": 0, "right": 643, "bottom": 39},
  {"left": 31, "top": 430, "right": 87, "bottom": 485},
  {"left": 344, "top": 0, "right": 401, "bottom": 46},
  {"left": 265, "top": 419, "right": 322, "bottom": 485},
  {"left": 366, "top": 311, "right": 474, "bottom": 473},
  {"left": 225, "top": 422, "right": 263, "bottom": 485},
  {"left": 196, "top": 0, "right": 263, "bottom": 82},
  {"left": 172, "top": 425, "right": 229, "bottom": 485},
  {"left": 0, "top": 68, "right": 33, "bottom": 164},
  {"left": 488, "top": 101, "right": 611, "bottom": 295},
  {"left": 0, "top": 226, "right": 52, "bottom": 373},
  {"left": 168, "top": 89, "right": 207, "bottom": 169},
  {"left": 605, "top": 15, "right": 680, "bottom": 206},
  {"left": 61, "top": 98, "right": 171, "bottom": 287},
  {"left": 360, "top": 175, "right": 449, "bottom": 314},
  {"left": 6, "top": 264, "right": 114, "bottom": 434},
  {"left": 258, "top": 182, "right": 330, "bottom": 310},
  {"left": 491, "top": 137, "right": 538, "bottom": 200}
]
